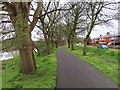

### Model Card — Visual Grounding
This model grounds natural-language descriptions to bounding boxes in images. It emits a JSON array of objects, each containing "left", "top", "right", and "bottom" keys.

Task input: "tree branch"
[{"left": 30, "top": 2, "right": 42, "bottom": 33}]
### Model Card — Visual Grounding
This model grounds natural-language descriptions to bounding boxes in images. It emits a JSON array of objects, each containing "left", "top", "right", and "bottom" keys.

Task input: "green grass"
[
  {"left": 2, "top": 48, "right": 57, "bottom": 89},
  {"left": 67, "top": 45, "right": 119, "bottom": 86}
]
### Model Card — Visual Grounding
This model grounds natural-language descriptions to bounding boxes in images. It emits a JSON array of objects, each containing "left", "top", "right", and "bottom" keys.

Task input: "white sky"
[
  {"left": 0, "top": 0, "right": 119, "bottom": 41},
  {"left": 32, "top": 0, "right": 119, "bottom": 41}
]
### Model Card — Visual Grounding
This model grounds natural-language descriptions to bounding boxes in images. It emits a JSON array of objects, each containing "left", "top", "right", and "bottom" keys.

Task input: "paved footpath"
[{"left": 56, "top": 47, "right": 118, "bottom": 88}]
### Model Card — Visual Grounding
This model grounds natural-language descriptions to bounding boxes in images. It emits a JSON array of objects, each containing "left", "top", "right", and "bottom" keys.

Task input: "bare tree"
[
  {"left": 83, "top": 2, "right": 118, "bottom": 55},
  {"left": 37, "top": 1, "right": 62, "bottom": 55},
  {"left": 63, "top": 2, "right": 86, "bottom": 50},
  {"left": 3, "top": 2, "right": 42, "bottom": 74},
  {"left": 1, "top": 1, "right": 75, "bottom": 74}
]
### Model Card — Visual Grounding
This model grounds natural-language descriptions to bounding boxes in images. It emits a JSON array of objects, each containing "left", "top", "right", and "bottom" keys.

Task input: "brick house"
[{"left": 90, "top": 32, "right": 120, "bottom": 46}]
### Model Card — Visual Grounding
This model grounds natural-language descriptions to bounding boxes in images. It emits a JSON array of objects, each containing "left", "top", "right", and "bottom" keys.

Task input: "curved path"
[{"left": 56, "top": 47, "right": 118, "bottom": 88}]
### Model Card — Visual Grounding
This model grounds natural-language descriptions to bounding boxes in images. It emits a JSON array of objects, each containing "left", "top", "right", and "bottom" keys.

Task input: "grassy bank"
[
  {"left": 67, "top": 45, "right": 119, "bottom": 86},
  {"left": 2, "top": 48, "right": 57, "bottom": 89}
]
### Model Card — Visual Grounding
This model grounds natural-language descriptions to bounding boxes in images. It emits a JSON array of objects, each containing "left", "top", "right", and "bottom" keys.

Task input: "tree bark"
[
  {"left": 55, "top": 40, "right": 58, "bottom": 48},
  {"left": 32, "top": 42, "right": 41, "bottom": 56},
  {"left": 46, "top": 41, "right": 50, "bottom": 55},
  {"left": 44, "top": 35, "right": 50, "bottom": 55},
  {"left": 4, "top": 2, "right": 42, "bottom": 74},
  {"left": 14, "top": 18, "right": 36, "bottom": 74},
  {"left": 51, "top": 38, "right": 54, "bottom": 48},
  {"left": 67, "top": 37, "right": 71, "bottom": 48},
  {"left": 19, "top": 37, "right": 36, "bottom": 74},
  {"left": 83, "top": 38, "right": 87, "bottom": 55},
  {"left": 57, "top": 38, "right": 61, "bottom": 47},
  {"left": 71, "top": 34, "right": 74, "bottom": 50}
]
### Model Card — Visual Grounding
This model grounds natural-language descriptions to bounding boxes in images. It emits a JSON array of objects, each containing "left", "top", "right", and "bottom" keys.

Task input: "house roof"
[
  {"left": 93, "top": 32, "right": 120, "bottom": 40},
  {"left": 102, "top": 34, "right": 112, "bottom": 38}
]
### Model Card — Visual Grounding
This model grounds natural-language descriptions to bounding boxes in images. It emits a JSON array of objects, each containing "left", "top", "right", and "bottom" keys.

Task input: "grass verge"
[
  {"left": 67, "top": 45, "right": 119, "bottom": 86},
  {"left": 2, "top": 48, "right": 57, "bottom": 89}
]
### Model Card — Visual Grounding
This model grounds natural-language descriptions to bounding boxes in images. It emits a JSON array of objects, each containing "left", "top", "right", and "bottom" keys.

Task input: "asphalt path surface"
[{"left": 56, "top": 47, "right": 118, "bottom": 88}]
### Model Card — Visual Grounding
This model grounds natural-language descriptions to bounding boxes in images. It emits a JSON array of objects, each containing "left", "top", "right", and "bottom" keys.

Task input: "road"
[{"left": 56, "top": 47, "right": 118, "bottom": 88}]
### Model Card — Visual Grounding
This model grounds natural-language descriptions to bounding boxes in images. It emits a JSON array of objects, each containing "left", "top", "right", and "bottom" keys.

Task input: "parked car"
[
  {"left": 107, "top": 42, "right": 120, "bottom": 49},
  {"left": 97, "top": 44, "right": 108, "bottom": 49},
  {"left": 107, "top": 42, "right": 120, "bottom": 46}
]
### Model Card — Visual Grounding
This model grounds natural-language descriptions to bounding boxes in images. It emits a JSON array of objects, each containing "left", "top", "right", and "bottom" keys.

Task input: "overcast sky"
[
  {"left": 59, "top": 0, "right": 119, "bottom": 39},
  {"left": 32, "top": 0, "right": 119, "bottom": 41},
  {"left": 90, "top": 20, "right": 118, "bottom": 39},
  {"left": 0, "top": 0, "right": 119, "bottom": 41}
]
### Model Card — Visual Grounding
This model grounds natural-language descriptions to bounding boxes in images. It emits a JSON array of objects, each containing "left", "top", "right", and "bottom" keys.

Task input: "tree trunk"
[
  {"left": 51, "top": 38, "right": 54, "bottom": 48},
  {"left": 4, "top": 2, "right": 43, "bottom": 74},
  {"left": 19, "top": 39, "right": 36, "bottom": 74},
  {"left": 15, "top": 22, "right": 36, "bottom": 74},
  {"left": 46, "top": 42, "right": 50, "bottom": 55},
  {"left": 32, "top": 42, "right": 41, "bottom": 56},
  {"left": 83, "top": 38, "right": 87, "bottom": 55},
  {"left": 44, "top": 35, "right": 50, "bottom": 55},
  {"left": 55, "top": 40, "right": 58, "bottom": 48},
  {"left": 67, "top": 37, "right": 70, "bottom": 48},
  {"left": 57, "top": 38, "right": 61, "bottom": 47},
  {"left": 71, "top": 35, "right": 74, "bottom": 50},
  {"left": 13, "top": 12, "right": 36, "bottom": 74},
  {"left": 13, "top": 22, "right": 37, "bottom": 74}
]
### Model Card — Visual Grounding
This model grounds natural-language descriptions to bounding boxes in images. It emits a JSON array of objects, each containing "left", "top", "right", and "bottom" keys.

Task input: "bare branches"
[
  {"left": 1, "top": 1, "right": 118, "bottom": 53},
  {"left": 30, "top": 2, "right": 42, "bottom": 33},
  {"left": 1, "top": 37, "right": 15, "bottom": 51},
  {"left": 38, "top": 2, "right": 76, "bottom": 19}
]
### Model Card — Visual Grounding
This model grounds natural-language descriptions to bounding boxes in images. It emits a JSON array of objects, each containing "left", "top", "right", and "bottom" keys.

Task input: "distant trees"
[
  {"left": 83, "top": 2, "right": 105, "bottom": 55},
  {"left": 37, "top": 1, "right": 62, "bottom": 55},
  {"left": 52, "top": 22, "right": 65, "bottom": 48},
  {"left": 83, "top": 2, "right": 117, "bottom": 55},
  {"left": 63, "top": 2, "right": 86, "bottom": 50}
]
